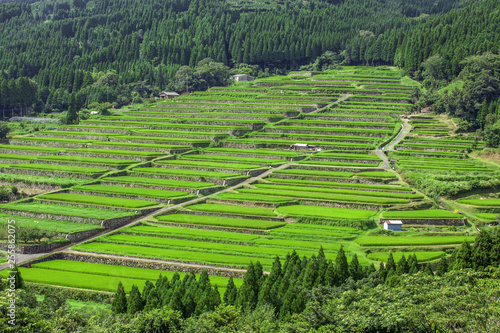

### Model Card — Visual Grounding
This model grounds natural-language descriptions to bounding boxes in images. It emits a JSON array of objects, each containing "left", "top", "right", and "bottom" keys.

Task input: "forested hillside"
[{"left": 0, "top": 0, "right": 498, "bottom": 114}]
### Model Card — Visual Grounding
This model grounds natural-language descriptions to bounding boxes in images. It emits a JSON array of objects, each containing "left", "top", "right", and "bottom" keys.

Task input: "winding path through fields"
[
  {"left": 1, "top": 98, "right": 410, "bottom": 274},
  {"left": 0, "top": 163, "right": 292, "bottom": 271},
  {"left": 375, "top": 118, "right": 410, "bottom": 169}
]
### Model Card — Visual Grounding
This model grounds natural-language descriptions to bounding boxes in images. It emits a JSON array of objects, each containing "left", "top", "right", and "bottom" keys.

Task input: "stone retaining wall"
[
  {"left": 0, "top": 208, "right": 102, "bottom": 224},
  {"left": 0, "top": 148, "right": 59, "bottom": 156},
  {"left": 65, "top": 228, "right": 103, "bottom": 242},
  {"left": 130, "top": 171, "right": 246, "bottom": 186},
  {"left": 147, "top": 220, "right": 270, "bottom": 237},
  {"left": 206, "top": 198, "right": 297, "bottom": 209},
  {"left": 157, "top": 209, "right": 286, "bottom": 222},
  {"left": 33, "top": 197, "right": 143, "bottom": 212},
  {"left": 32, "top": 160, "right": 128, "bottom": 170},
  {"left": 154, "top": 164, "right": 268, "bottom": 177},
  {"left": 59, "top": 151, "right": 153, "bottom": 161},
  {"left": 278, "top": 122, "right": 395, "bottom": 130},
  {"left": 398, "top": 146, "right": 462, "bottom": 152},
  {"left": 108, "top": 138, "right": 210, "bottom": 148},
  {"left": 219, "top": 142, "right": 369, "bottom": 151},
  {"left": 263, "top": 128, "right": 385, "bottom": 137},
  {"left": 9, "top": 139, "right": 87, "bottom": 149},
  {"left": 202, "top": 151, "right": 295, "bottom": 160},
  {"left": 96, "top": 181, "right": 220, "bottom": 195},
  {"left": 379, "top": 218, "right": 467, "bottom": 226},
  {"left": 89, "top": 144, "right": 190, "bottom": 154},
  {"left": 306, "top": 115, "right": 393, "bottom": 123},
  {"left": 299, "top": 199, "right": 385, "bottom": 210},
  {"left": 329, "top": 109, "right": 401, "bottom": 116},
  {"left": 58, "top": 252, "right": 246, "bottom": 278},
  {"left": 348, "top": 97, "right": 410, "bottom": 104},
  {"left": 34, "top": 133, "right": 113, "bottom": 141},
  {"left": 250, "top": 135, "right": 373, "bottom": 144},
  {"left": 0, "top": 240, "right": 70, "bottom": 254},
  {"left": 394, "top": 152, "right": 463, "bottom": 159},
  {"left": 267, "top": 173, "right": 386, "bottom": 184},
  {"left": 308, "top": 157, "right": 380, "bottom": 164},
  {"left": 289, "top": 165, "right": 381, "bottom": 172},
  {"left": 1, "top": 167, "right": 102, "bottom": 180}
]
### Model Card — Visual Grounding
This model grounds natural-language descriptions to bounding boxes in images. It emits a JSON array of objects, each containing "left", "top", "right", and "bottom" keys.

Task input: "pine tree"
[
  {"left": 472, "top": 230, "right": 493, "bottom": 269},
  {"left": 65, "top": 92, "right": 79, "bottom": 124},
  {"left": 235, "top": 262, "right": 259, "bottom": 311},
  {"left": 144, "top": 286, "right": 160, "bottom": 311},
  {"left": 223, "top": 277, "right": 238, "bottom": 305},
  {"left": 395, "top": 254, "right": 408, "bottom": 275},
  {"left": 364, "top": 263, "right": 377, "bottom": 277},
  {"left": 491, "top": 227, "right": 500, "bottom": 266},
  {"left": 334, "top": 246, "right": 349, "bottom": 284},
  {"left": 112, "top": 282, "right": 127, "bottom": 314},
  {"left": 10, "top": 265, "right": 24, "bottom": 289},
  {"left": 127, "top": 284, "right": 144, "bottom": 314},
  {"left": 302, "top": 255, "right": 318, "bottom": 289},
  {"left": 385, "top": 252, "right": 396, "bottom": 272},
  {"left": 210, "top": 285, "right": 221, "bottom": 308},
  {"left": 436, "top": 257, "right": 448, "bottom": 276},
  {"left": 407, "top": 254, "right": 420, "bottom": 274},
  {"left": 454, "top": 241, "right": 473, "bottom": 270},
  {"left": 323, "top": 260, "right": 336, "bottom": 286},
  {"left": 423, "top": 263, "right": 434, "bottom": 276},
  {"left": 348, "top": 254, "right": 363, "bottom": 281}
]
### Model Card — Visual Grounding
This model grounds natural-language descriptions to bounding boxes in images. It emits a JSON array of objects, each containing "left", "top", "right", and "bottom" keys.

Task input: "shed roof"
[
  {"left": 386, "top": 220, "right": 403, "bottom": 225},
  {"left": 160, "top": 91, "right": 179, "bottom": 96}
]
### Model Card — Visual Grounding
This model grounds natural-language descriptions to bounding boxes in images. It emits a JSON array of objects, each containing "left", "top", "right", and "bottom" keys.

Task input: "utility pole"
[{"left": 185, "top": 76, "right": 188, "bottom": 93}]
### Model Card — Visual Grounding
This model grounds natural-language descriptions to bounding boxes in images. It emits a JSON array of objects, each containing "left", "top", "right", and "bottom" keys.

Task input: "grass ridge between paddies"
[
  {"left": 0, "top": 260, "right": 242, "bottom": 293},
  {"left": 0, "top": 202, "right": 135, "bottom": 219},
  {"left": 155, "top": 213, "right": 285, "bottom": 230},
  {"left": 356, "top": 236, "right": 475, "bottom": 246},
  {"left": 37, "top": 193, "right": 158, "bottom": 208},
  {"left": 457, "top": 198, "right": 500, "bottom": 207},
  {"left": 276, "top": 205, "right": 376, "bottom": 220},
  {"left": 186, "top": 203, "right": 277, "bottom": 217},
  {"left": 367, "top": 251, "right": 445, "bottom": 262},
  {"left": 72, "top": 185, "right": 193, "bottom": 199},
  {"left": 381, "top": 209, "right": 463, "bottom": 219}
]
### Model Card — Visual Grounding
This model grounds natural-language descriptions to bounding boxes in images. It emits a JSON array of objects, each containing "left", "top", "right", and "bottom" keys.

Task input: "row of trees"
[
  {"left": 422, "top": 52, "right": 500, "bottom": 147},
  {"left": 2, "top": 227, "right": 500, "bottom": 332},
  {"left": 110, "top": 227, "right": 500, "bottom": 319},
  {"left": 1, "top": 0, "right": 497, "bottom": 116}
]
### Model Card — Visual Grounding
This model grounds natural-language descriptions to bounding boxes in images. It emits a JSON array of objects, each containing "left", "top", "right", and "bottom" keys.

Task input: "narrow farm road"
[
  {"left": 64, "top": 250, "right": 248, "bottom": 276},
  {"left": 375, "top": 118, "right": 410, "bottom": 170},
  {"left": 309, "top": 94, "right": 352, "bottom": 115},
  {"left": 4, "top": 163, "right": 292, "bottom": 269}
]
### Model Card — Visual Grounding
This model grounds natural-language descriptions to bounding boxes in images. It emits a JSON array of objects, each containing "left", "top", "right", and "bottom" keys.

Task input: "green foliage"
[
  {"left": 155, "top": 213, "right": 286, "bottom": 230},
  {"left": 276, "top": 205, "right": 376, "bottom": 220},
  {"left": 37, "top": 193, "right": 158, "bottom": 208},
  {"left": 112, "top": 282, "right": 127, "bottom": 314},
  {"left": 16, "top": 227, "right": 59, "bottom": 244},
  {"left": 0, "top": 201, "right": 135, "bottom": 219},
  {"left": 127, "top": 285, "right": 144, "bottom": 314},
  {"left": 0, "top": 122, "right": 10, "bottom": 140},
  {"left": 186, "top": 203, "right": 277, "bottom": 217}
]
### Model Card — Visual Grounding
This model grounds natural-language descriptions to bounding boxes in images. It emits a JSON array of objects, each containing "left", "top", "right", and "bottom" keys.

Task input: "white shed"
[
  {"left": 159, "top": 92, "right": 180, "bottom": 99},
  {"left": 231, "top": 74, "right": 255, "bottom": 82},
  {"left": 383, "top": 220, "right": 403, "bottom": 231}
]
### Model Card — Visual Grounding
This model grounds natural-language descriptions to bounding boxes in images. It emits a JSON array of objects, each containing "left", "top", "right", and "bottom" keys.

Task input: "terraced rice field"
[{"left": 1, "top": 66, "right": 480, "bottom": 294}]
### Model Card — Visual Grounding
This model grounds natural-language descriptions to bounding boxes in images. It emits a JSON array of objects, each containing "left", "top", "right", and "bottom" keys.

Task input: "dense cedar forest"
[
  {"left": 0, "top": 0, "right": 499, "bottom": 116},
  {"left": 2, "top": 230, "right": 500, "bottom": 332}
]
